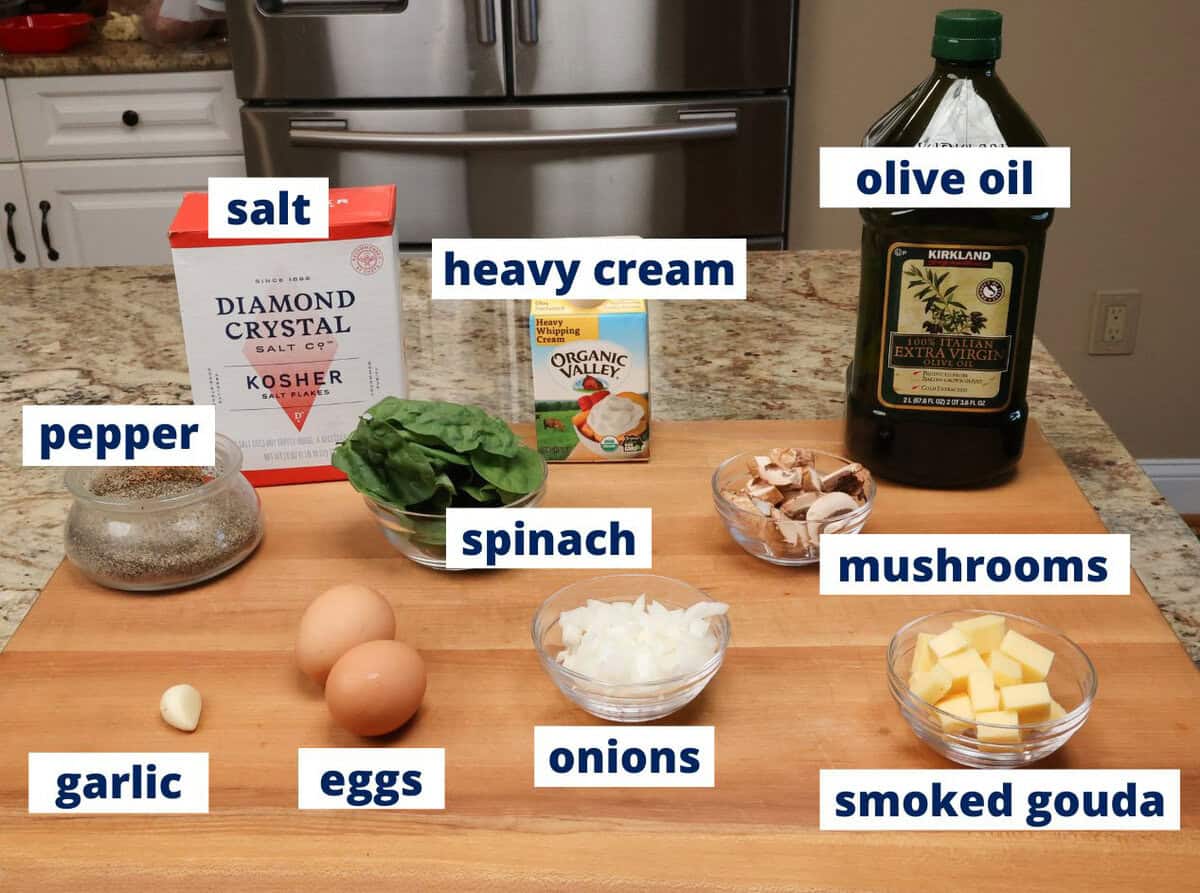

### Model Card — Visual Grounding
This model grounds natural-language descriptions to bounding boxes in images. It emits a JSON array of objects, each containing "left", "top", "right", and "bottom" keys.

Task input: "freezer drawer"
[
  {"left": 227, "top": 0, "right": 505, "bottom": 100},
  {"left": 508, "top": 0, "right": 796, "bottom": 96},
  {"left": 242, "top": 97, "right": 790, "bottom": 244}
]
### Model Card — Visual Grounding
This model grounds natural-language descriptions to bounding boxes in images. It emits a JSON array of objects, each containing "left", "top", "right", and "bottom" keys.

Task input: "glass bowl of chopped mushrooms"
[
  {"left": 532, "top": 574, "right": 731, "bottom": 723},
  {"left": 711, "top": 447, "right": 875, "bottom": 566},
  {"left": 63, "top": 434, "right": 264, "bottom": 592}
]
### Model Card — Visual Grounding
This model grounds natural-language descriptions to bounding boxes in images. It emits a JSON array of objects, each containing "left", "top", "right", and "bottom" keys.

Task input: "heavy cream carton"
[
  {"left": 168, "top": 185, "right": 406, "bottom": 486},
  {"left": 530, "top": 299, "right": 650, "bottom": 462}
]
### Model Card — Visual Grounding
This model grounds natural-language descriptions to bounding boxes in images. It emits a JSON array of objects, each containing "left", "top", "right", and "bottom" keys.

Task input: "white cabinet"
[
  {"left": 0, "top": 69, "right": 245, "bottom": 268},
  {"left": 0, "top": 163, "right": 36, "bottom": 268},
  {"left": 8, "top": 71, "right": 242, "bottom": 161},
  {"left": 21, "top": 155, "right": 245, "bottom": 267},
  {"left": 0, "top": 83, "right": 17, "bottom": 163}
]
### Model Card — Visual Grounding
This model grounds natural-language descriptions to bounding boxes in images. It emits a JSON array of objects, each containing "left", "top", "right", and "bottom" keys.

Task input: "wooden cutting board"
[{"left": 2, "top": 420, "right": 1198, "bottom": 891}]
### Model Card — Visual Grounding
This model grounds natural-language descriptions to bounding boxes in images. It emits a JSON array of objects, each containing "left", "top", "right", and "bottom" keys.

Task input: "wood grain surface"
[{"left": 2, "top": 420, "right": 1198, "bottom": 891}]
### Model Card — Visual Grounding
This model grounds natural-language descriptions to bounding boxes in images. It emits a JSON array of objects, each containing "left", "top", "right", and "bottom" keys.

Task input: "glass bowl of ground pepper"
[{"left": 63, "top": 434, "right": 264, "bottom": 592}]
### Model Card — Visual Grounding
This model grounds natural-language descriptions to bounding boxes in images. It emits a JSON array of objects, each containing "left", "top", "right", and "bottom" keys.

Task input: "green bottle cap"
[{"left": 932, "top": 8, "right": 1003, "bottom": 62}]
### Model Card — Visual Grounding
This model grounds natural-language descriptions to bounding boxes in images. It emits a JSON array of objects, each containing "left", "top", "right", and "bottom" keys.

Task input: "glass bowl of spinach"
[{"left": 332, "top": 397, "right": 548, "bottom": 570}]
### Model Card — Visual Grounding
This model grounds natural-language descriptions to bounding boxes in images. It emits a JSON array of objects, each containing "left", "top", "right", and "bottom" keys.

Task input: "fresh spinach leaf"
[
  {"left": 408, "top": 439, "right": 471, "bottom": 467},
  {"left": 334, "top": 397, "right": 544, "bottom": 512},
  {"left": 470, "top": 445, "right": 545, "bottom": 495},
  {"left": 331, "top": 440, "right": 393, "bottom": 505},
  {"left": 460, "top": 480, "right": 501, "bottom": 504}
]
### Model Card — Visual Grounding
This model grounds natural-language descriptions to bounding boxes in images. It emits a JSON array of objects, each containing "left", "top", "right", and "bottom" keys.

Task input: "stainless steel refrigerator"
[{"left": 230, "top": 0, "right": 796, "bottom": 249}]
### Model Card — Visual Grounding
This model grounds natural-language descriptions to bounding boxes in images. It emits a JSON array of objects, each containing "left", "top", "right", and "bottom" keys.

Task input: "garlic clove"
[{"left": 160, "top": 683, "right": 202, "bottom": 733}]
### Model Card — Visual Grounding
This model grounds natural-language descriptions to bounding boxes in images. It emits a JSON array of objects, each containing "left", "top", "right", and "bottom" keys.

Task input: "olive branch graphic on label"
[{"left": 905, "top": 263, "right": 987, "bottom": 335}]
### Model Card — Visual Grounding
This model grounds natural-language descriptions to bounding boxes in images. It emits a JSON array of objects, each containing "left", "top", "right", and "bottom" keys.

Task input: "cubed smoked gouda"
[
  {"left": 999, "top": 681, "right": 1053, "bottom": 722},
  {"left": 999, "top": 629, "right": 1055, "bottom": 682},
  {"left": 909, "top": 665, "right": 953, "bottom": 705},
  {"left": 912, "top": 632, "right": 937, "bottom": 674},
  {"left": 934, "top": 693, "right": 975, "bottom": 735},
  {"left": 937, "top": 649, "right": 987, "bottom": 694},
  {"left": 987, "top": 650, "right": 1023, "bottom": 688},
  {"left": 953, "top": 614, "right": 1007, "bottom": 655},
  {"left": 929, "top": 627, "right": 970, "bottom": 659},
  {"left": 976, "top": 710, "right": 1022, "bottom": 744},
  {"left": 967, "top": 669, "right": 1001, "bottom": 713},
  {"left": 1049, "top": 699, "right": 1067, "bottom": 720}
]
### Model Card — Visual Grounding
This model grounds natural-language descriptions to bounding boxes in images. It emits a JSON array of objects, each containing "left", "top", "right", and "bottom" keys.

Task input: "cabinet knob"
[{"left": 122, "top": 109, "right": 140, "bottom": 128}]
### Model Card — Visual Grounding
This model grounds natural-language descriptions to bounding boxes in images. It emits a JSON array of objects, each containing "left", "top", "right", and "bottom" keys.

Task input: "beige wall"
[{"left": 789, "top": 0, "right": 1200, "bottom": 458}]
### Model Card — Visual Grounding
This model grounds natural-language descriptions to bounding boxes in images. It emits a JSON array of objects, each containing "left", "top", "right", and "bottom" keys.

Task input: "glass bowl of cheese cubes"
[{"left": 887, "top": 610, "right": 1097, "bottom": 768}]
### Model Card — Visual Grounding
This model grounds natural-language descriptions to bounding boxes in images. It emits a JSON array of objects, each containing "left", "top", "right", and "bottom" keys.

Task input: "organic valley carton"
[
  {"left": 168, "top": 185, "right": 406, "bottom": 486},
  {"left": 530, "top": 299, "right": 650, "bottom": 462}
]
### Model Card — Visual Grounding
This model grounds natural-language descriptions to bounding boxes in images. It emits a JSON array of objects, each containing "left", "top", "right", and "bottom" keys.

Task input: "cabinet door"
[
  {"left": 0, "top": 82, "right": 18, "bottom": 163},
  {"left": 0, "top": 164, "right": 38, "bottom": 269},
  {"left": 21, "top": 155, "right": 245, "bottom": 268},
  {"left": 8, "top": 71, "right": 242, "bottom": 161}
]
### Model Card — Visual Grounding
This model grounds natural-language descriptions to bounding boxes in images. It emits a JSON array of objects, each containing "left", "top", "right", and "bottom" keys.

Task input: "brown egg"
[
  {"left": 295, "top": 583, "right": 396, "bottom": 686},
  {"left": 324, "top": 640, "right": 427, "bottom": 737}
]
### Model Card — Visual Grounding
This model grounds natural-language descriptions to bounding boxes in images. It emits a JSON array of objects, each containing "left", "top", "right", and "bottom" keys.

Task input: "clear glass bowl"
[
  {"left": 63, "top": 434, "right": 263, "bottom": 592},
  {"left": 362, "top": 456, "right": 548, "bottom": 571},
  {"left": 711, "top": 449, "right": 875, "bottom": 566},
  {"left": 888, "top": 609, "right": 1097, "bottom": 768},
  {"left": 531, "top": 574, "right": 731, "bottom": 723}
]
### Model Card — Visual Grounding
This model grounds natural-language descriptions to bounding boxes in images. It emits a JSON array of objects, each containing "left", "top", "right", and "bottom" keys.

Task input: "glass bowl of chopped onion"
[
  {"left": 712, "top": 448, "right": 875, "bottom": 566},
  {"left": 532, "top": 574, "right": 731, "bottom": 723}
]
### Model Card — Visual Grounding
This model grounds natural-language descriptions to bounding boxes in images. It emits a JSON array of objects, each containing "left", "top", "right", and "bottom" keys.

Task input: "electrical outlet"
[
  {"left": 1089, "top": 290, "right": 1141, "bottom": 355},
  {"left": 1102, "top": 304, "right": 1127, "bottom": 343}
]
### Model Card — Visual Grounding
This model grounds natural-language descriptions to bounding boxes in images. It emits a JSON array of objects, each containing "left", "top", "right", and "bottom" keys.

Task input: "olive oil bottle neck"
[{"left": 933, "top": 58, "right": 997, "bottom": 80}]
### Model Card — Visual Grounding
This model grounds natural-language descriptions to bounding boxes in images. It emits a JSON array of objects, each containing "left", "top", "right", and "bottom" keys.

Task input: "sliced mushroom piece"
[
  {"left": 742, "top": 508, "right": 787, "bottom": 553},
  {"left": 779, "top": 490, "right": 820, "bottom": 518},
  {"left": 778, "top": 465, "right": 821, "bottom": 493},
  {"left": 768, "top": 446, "right": 814, "bottom": 470},
  {"left": 746, "top": 479, "right": 784, "bottom": 505},
  {"left": 751, "top": 497, "right": 776, "bottom": 516},
  {"left": 798, "top": 464, "right": 823, "bottom": 492},
  {"left": 768, "top": 447, "right": 797, "bottom": 469},
  {"left": 754, "top": 456, "right": 803, "bottom": 488},
  {"left": 805, "top": 490, "right": 861, "bottom": 542},
  {"left": 721, "top": 489, "right": 760, "bottom": 516},
  {"left": 722, "top": 490, "right": 781, "bottom": 547},
  {"left": 772, "top": 508, "right": 813, "bottom": 552},
  {"left": 820, "top": 462, "right": 870, "bottom": 500}
]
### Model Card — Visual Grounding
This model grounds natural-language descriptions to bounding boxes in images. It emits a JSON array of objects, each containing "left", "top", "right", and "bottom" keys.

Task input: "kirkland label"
[{"left": 878, "top": 243, "right": 1026, "bottom": 412}]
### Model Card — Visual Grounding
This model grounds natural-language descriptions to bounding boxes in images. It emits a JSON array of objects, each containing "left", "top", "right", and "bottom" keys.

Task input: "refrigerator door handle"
[
  {"left": 477, "top": 0, "right": 496, "bottom": 45},
  {"left": 258, "top": 0, "right": 409, "bottom": 11},
  {"left": 516, "top": 0, "right": 538, "bottom": 44},
  {"left": 288, "top": 113, "right": 737, "bottom": 150}
]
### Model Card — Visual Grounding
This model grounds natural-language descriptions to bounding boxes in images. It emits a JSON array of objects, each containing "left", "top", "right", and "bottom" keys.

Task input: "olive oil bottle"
[{"left": 844, "top": 9, "right": 1053, "bottom": 487}]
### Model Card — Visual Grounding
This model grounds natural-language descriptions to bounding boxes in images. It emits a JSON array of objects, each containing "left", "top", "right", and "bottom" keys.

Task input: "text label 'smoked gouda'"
[{"left": 169, "top": 186, "right": 407, "bottom": 486}]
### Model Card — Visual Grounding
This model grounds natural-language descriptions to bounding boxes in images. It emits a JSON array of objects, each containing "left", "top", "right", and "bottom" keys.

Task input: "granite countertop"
[
  {"left": 2, "top": 253, "right": 1198, "bottom": 659},
  {"left": 0, "top": 36, "right": 230, "bottom": 79}
]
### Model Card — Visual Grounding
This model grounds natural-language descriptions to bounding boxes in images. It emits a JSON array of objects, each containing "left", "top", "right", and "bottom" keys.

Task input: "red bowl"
[{"left": 0, "top": 13, "right": 92, "bottom": 54}]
